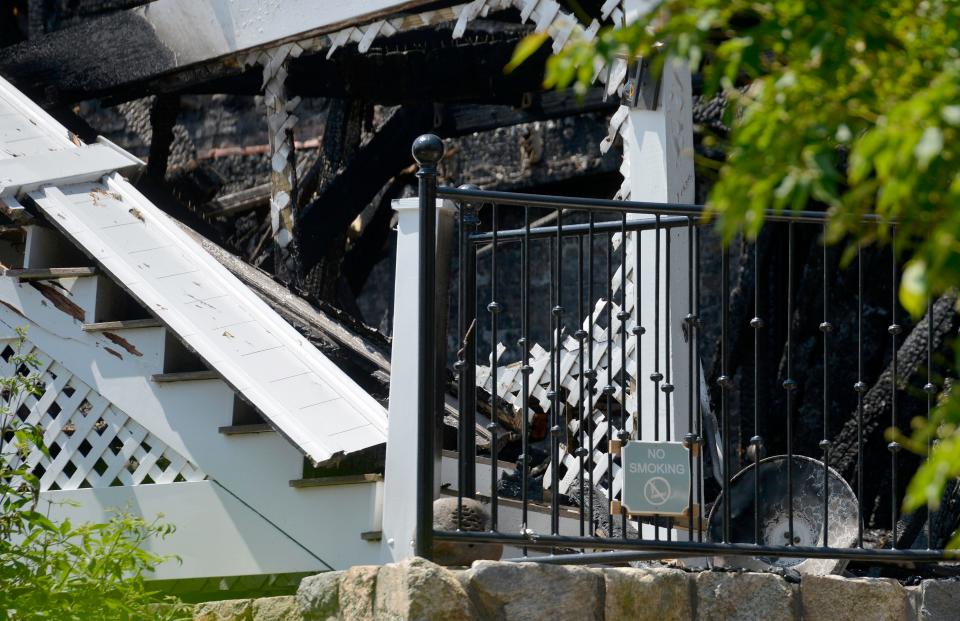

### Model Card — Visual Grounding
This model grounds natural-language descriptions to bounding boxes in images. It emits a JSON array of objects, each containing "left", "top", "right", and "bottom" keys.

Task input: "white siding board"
[{"left": 41, "top": 481, "right": 382, "bottom": 579}]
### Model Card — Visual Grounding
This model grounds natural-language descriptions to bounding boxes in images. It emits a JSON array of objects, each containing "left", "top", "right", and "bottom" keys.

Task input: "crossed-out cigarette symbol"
[{"left": 643, "top": 476, "right": 671, "bottom": 506}]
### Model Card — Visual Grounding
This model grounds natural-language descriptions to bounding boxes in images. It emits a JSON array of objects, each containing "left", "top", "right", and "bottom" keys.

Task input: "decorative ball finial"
[{"left": 412, "top": 134, "right": 444, "bottom": 167}]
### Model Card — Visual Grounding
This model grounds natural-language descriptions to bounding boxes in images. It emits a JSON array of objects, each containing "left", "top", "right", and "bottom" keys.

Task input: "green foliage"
[
  {"left": 544, "top": 0, "right": 960, "bottom": 303},
  {"left": 536, "top": 2, "right": 960, "bottom": 539},
  {"left": 0, "top": 329, "right": 188, "bottom": 620}
]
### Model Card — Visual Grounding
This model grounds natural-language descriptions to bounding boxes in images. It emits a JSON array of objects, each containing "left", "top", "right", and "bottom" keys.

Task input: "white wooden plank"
[{"left": 0, "top": 142, "right": 142, "bottom": 199}]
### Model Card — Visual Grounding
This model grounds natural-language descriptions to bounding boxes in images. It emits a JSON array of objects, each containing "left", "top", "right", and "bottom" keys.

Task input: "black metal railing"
[{"left": 411, "top": 134, "right": 957, "bottom": 566}]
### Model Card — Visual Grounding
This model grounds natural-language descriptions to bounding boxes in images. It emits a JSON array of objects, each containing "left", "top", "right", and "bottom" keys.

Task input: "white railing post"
[
  {"left": 381, "top": 192, "right": 454, "bottom": 562},
  {"left": 620, "top": 55, "right": 699, "bottom": 539}
]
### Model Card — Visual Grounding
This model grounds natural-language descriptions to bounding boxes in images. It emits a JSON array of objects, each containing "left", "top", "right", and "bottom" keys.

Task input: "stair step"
[
  {"left": 6, "top": 267, "right": 98, "bottom": 281},
  {"left": 82, "top": 318, "right": 162, "bottom": 332},
  {"left": 151, "top": 370, "right": 219, "bottom": 383},
  {"left": 218, "top": 423, "right": 274, "bottom": 435},
  {"left": 289, "top": 474, "right": 383, "bottom": 489}
]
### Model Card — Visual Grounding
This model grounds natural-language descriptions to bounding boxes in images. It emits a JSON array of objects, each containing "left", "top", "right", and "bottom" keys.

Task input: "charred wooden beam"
[
  {"left": 146, "top": 93, "right": 179, "bottom": 180},
  {"left": 204, "top": 90, "right": 614, "bottom": 221},
  {"left": 441, "top": 111, "right": 620, "bottom": 191},
  {"left": 342, "top": 175, "right": 414, "bottom": 297},
  {"left": 0, "top": 13, "right": 548, "bottom": 108},
  {"left": 297, "top": 104, "right": 432, "bottom": 274},
  {"left": 299, "top": 97, "right": 366, "bottom": 303},
  {"left": 297, "top": 98, "right": 365, "bottom": 209},
  {"left": 433, "top": 89, "right": 616, "bottom": 137}
]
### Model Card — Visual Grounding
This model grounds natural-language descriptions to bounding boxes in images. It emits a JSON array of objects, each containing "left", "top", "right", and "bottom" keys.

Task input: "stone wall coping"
[{"left": 191, "top": 558, "right": 960, "bottom": 620}]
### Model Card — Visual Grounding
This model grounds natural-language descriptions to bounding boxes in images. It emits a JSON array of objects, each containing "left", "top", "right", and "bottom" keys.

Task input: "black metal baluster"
[
  {"left": 619, "top": 215, "right": 630, "bottom": 539},
  {"left": 926, "top": 293, "right": 934, "bottom": 549},
  {"left": 663, "top": 229, "right": 674, "bottom": 441},
  {"left": 751, "top": 240, "right": 763, "bottom": 545},
  {"left": 634, "top": 225, "right": 644, "bottom": 449},
  {"left": 695, "top": 225, "right": 704, "bottom": 542},
  {"left": 460, "top": 188, "right": 480, "bottom": 505},
  {"left": 856, "top": 241, "right": 865, "bottom": 548},
  {"left": 653, "top": 216, "right": 662, "bottom": 439},
  {"left": 686, "top": 218, "right": 697, "bottom": 539},
  {"left": 664, "top": 226, "right": 673, "bottom": 542},
  {"left": 720, "top": 228, "right": 731, "bottom": 544},
  {"left": 605, "top": 230, "right": 615, "bottom": 532},
  {"left": 889, "top": 228, "right": 901, "bottom": 547},
  {"left": 633, "top": 219, "right": 644, "bottom": 540},
  {"left": 653, "top": 216, "right": 663, "bottom": 540},
  {"left": 821, "top": 226, "right": 832, "bottom": 547},
  {"left": 552, "top": 208, "right": 563, "bottom": 538},
  {"left": 456, "top": 198, "right": 467, "bottom": 529},
  {"left": 587, "top": 214, "right": 597, "bottom": 535},
  {"left": 520, "top": 205, "right": 531, "bottom": 553},
  {"left": 576, "top": 231, "right": 587, "bottom": 539},
  {"left": 786, "top": 222, "right": 796, "bottom": 547},
  {"left": 488, "top": 202, "right": 500, "bottom": 533},
  {"left": 548, "top": 235, "right": 556, "bottom": 546}
]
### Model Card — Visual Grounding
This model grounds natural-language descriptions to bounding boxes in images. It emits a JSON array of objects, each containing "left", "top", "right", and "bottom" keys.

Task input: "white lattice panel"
[{"left": 1, "top": 339, "right": 205, "bottom": 491}]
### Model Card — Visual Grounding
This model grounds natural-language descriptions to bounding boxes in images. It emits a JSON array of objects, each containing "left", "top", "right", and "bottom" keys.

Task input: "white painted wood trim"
[{"left": 0, "top": 142, "right": 142, "bottom": 198}]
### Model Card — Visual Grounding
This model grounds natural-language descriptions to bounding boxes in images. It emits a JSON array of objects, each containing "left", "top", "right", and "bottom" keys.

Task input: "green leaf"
[
  {"left": 899, "top": 259, "right": 929, "bottom": 318},
  {"left": 915, "top": 126, "right": 944, "bottom": 169},
  {"left": 506, "top": 32, "right": 550, "bottom": 74}
]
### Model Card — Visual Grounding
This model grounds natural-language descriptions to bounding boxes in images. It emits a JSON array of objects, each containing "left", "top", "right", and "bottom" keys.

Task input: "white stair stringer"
[{"left": 0, "top": 282, "right": 384, "bottom": 574}]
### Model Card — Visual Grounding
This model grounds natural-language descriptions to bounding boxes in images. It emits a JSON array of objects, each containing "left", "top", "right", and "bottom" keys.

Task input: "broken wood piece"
[
  {"left": 207, "top": 183, "right": 271, "bottom": 217},
  {"left": 6, "top": 267, "right": 97, "bottom": 281},
  {"left": 218, "top": 423, "right": 274, "bottom": 435},
  {"left": 150, "top": 370, "right": 219, "bottom": 382},
  {"left": 82, "top": 318, "right": 162, "bottom": 332},
  {"left": 289, "top": 473, "right": 383, "bottom": 488}
]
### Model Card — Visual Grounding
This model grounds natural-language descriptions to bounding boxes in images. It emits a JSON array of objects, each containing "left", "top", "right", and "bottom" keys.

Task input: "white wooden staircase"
[{"left": 0, "top": 220, "right": 386, "bottom": 580}]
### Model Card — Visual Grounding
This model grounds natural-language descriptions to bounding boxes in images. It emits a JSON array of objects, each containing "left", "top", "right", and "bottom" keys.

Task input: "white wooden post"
[
  {"left": 381, "top": 196, "right": 454, "bottom": 562},
  {"left": 620, "top": 53, "right": 699, "bottom": 538},
  {"left": 625, "top": 58, "right": 695, "bottom": 440}
]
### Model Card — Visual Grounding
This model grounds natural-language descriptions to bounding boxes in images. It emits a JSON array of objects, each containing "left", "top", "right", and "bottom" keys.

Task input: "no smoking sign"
[{"left": 621, "top": 441, "right": 691, "bottom": 516}]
